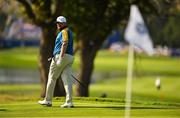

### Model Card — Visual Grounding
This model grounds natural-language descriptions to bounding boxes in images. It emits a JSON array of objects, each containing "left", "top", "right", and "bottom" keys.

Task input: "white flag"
[{"left": 125, "top": 5, "right": 154, "bottom": 55}]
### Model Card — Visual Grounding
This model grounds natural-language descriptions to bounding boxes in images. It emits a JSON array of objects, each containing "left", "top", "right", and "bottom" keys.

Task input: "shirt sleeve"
[{"left": 62, "top": 28, "right": 68, "bottom": 42}]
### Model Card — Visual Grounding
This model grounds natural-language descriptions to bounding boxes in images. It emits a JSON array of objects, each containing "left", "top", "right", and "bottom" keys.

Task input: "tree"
[
  {"left": 0, "top": 1, "right": 11, "bottom": 38},
  {"left": 0, "top": 11, "right": 7, "bottom": 37},
  {"left": 15, "top": 0, "right": 168, "bottom": 97},
  {"left": 16, "top": 0, "right": 65, "bottom": 97},
  {"left": 162, "top": 16, "right": 180, "bottom": 48},
  {"left": 62, "top": 0, "right": 165, "bottom": 96},
  {"left": 147, "top": 0, "right": 180, "bottom": 48},
  {"left": 64, "top": 0, "right": 130, "bottom": 96}
]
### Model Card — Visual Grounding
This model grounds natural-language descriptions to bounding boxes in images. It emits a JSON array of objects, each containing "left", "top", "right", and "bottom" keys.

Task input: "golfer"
[{"left": 38, "top": 16, "right": 74, "bottom": 108}]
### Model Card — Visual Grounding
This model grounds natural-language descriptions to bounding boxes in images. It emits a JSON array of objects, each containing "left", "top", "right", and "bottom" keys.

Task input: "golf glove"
[{"left": 56, "top": 57, "right": 63, "bottom": 66}]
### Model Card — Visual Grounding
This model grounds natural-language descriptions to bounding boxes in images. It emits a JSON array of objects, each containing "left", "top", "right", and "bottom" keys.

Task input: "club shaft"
[{"left": 71, "top": 74, "right": 86, "bottom": 87}]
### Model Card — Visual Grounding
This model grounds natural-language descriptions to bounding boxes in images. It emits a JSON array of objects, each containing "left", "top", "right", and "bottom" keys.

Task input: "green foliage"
[
  {"left": 149, "top": 15, "right": 180, "bottom": 48},
  {"left": 14, "top": 0, "right": 180, "bottom": 47},
  {"left": 162, "top": 17, "right": 180, "bottom": 48},
  {"left": 0, "top": 11, "right": 7, "bottom": 36},
  {"left": 63, "top": 0, "right": 129, "bottom": 39},
  {"left": 147, "top": 0, "right": 180, "bottom": 48},
  {"left": 62, "top": 0, "right": 164, "bottom": 42}
]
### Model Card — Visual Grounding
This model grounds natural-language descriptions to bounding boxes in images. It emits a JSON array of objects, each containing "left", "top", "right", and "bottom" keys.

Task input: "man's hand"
[{"left": 56, "top": 58, "right": 62, "bottom": 65}]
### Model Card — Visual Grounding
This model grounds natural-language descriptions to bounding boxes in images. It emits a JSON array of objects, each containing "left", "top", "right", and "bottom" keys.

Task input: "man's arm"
[
  {"left": 60, "top": 28, "right": 68, "bottom": 58},
  {"left": 60, "top": 41, "right": 68, "bottom": 58}
]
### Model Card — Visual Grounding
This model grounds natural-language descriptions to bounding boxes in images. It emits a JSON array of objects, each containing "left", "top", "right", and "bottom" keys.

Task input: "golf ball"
[{"left": 155, "top": 78, "right": 161, "bottom": 90}]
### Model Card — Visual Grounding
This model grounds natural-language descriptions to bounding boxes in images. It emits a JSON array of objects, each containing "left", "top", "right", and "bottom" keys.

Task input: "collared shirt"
[{"left": 53, "top": 28, "right": 73, "bottom": 56}]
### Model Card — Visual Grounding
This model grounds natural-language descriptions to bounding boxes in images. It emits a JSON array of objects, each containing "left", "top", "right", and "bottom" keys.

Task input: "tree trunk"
[
  {"left": 39, "top": 26, "right": 65, "bottom": 97},
  {"left": 76, "top": 40, "right": 100, "bottom": 96}
]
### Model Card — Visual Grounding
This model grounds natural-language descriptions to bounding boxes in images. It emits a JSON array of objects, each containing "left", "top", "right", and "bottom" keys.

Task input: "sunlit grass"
[
  {"left": 0, "top": 77, "right": 179, "bottom": 104},
  {"left": 0, "top": 47, "right": 38, "bottom": 69},
  {"left": 0, "top": 77, "right": 179, "bottom": 117},
  {"left": 0, "top": 48, "right": 180, "bottom": 77}
]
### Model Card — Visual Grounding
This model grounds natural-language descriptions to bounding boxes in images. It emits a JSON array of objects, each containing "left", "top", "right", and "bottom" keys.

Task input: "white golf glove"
[{"left": 56, "top": 58, "right": 63, "bottom": 65}]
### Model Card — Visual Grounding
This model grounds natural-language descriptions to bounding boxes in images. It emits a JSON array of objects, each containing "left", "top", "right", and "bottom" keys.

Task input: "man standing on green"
[{"left": 38, "top": 16, "right": 74, "bottom": 108}]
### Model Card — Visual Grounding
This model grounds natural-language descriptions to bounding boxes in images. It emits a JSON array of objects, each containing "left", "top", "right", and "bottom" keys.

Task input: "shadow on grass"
[
  {"left": 0, "top": 109, "right": 8, "bottom": 111},
  {"left": 72, "top": 106, "right": 179, "bottom": 110}
]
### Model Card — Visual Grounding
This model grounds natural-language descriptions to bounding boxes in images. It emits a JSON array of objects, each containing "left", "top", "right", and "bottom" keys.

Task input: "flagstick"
[{"left": 125, "top": 44, "right": 134, "bottom": 118}]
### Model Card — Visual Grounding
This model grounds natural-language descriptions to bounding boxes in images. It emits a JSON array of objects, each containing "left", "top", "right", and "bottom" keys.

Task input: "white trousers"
[{"left": 45, "top": 54, "right": 74, "bottom": 104}]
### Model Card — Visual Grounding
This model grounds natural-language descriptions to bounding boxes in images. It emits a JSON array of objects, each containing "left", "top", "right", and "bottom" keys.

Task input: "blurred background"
[{"left": 0, "top": 0, "right": 179, "bottom": 104}]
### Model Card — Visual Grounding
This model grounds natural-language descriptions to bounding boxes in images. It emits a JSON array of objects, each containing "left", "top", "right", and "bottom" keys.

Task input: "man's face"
[{"left": 56, "top": 22, "right": 63, "bottom": 30}]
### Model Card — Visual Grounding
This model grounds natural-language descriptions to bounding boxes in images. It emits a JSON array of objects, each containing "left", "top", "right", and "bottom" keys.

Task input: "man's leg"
[
  {"left": 45, "top": 54, "right": 73, "bottom": 102},
  {"left": 38, "top": 54, "right": 74, "bottom": 107},
  {"left": 61, "top": 64, "right": 73, "bottom": 107},
  {"left": 38, "top": 58, "right": 61, "bottom": 106},
  {"left": 45, "top": 75, "right": 57, "bottom": 101},
  {"left": 38, "top": 77, "right": 57, "bottom": 106}
]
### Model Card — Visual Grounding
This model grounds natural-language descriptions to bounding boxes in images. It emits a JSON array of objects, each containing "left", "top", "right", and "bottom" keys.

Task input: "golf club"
[
  {"left": 48, "top": 57, "right": 86, "bottom": 88},
  {"left": 71, "top": 74, "right": 86, "bottom": 88}
]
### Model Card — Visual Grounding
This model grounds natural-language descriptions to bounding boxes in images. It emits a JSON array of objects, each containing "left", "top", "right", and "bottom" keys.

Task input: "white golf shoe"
[
  {"left": 38, "top": 100, "right": 52, "bottom": 107},
  {"left": 61, "top": 102, "right": 74, "bottom": 108}
]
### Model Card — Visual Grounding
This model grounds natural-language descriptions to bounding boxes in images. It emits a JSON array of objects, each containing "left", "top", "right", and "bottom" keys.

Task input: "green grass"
[
  {"left": 93, "top": 50, "right": 180, "bottom": 76},
  {"left": 0, "top": 77, "right": 179, "bottom": 117},
  {"left": 0, "top": 99, "right": 179, "bottom": 118},
  {"left": 0, "top": 47, "right": 180, "bottom": 117},
  {"left": 0, "top": 48, "right": 180, "bottom": 76},
  {"left": 0, "top": 76, "right": 179, "bottom": 103},
  {"left": 91, "top": 77, "right": 180, "bottom": 103},
  {"left": 0, "top": 48, "right": 38, "bottom": 69}
]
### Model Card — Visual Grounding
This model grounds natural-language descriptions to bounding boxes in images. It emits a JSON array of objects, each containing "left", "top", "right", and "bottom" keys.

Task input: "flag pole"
[{"left": 125, "top": 44, "right": 134, "bottom": 118}]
